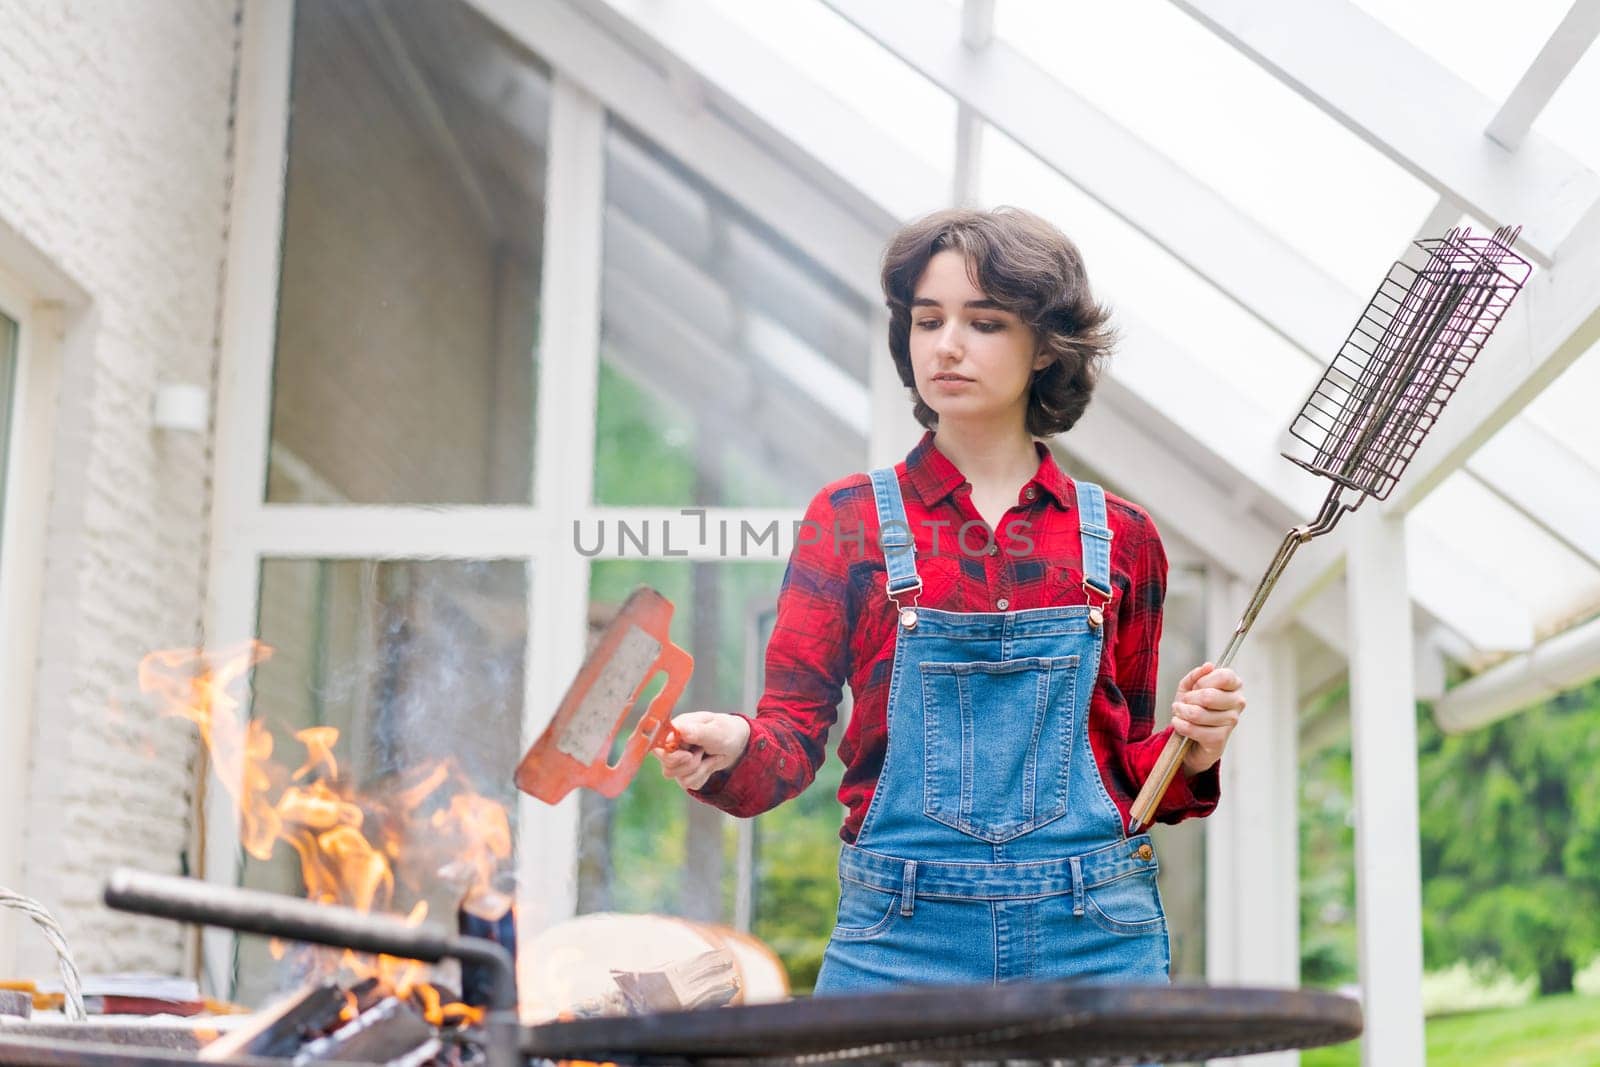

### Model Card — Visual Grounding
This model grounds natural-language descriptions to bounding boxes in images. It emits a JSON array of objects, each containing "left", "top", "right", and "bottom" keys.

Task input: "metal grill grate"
[{"left": 1285, "top": 226, "right": 1531, "bottom": 500}]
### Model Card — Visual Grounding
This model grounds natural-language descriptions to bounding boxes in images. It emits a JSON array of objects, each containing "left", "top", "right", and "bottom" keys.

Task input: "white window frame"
[{"left": 0, "top": 263, "right": 70, "bottom": 973}]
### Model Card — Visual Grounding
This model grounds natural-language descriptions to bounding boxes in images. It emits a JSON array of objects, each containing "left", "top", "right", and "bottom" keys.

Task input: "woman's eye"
[
  {"left": 973, "top": 321, "right": 1004, "bottom": 333},
  {"left": 916, "top": 319, "right": 941, "bottom": 330}
]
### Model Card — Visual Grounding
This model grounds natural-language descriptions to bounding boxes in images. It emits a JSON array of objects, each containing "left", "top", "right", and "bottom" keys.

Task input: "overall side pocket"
[{"left": 830, "top": 880, "right": 900, "bottom": 941}]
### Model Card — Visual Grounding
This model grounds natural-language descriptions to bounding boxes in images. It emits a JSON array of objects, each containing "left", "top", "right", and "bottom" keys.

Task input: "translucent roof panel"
[
  {"left": 1347, "top": 0, "right": 1575, "bottom": 101},
  {"left": 1410, "top": 471, "right": 1600, "bottom": 643},
  {"left": 1533, "top": 30, "right": 1600, "bottom": 178},
  {"left": 980, "top": 126, "right": 1323, "bottom": 421},
  {"left": 1519, "top": 334, "right": 1600, "bottom": 474},
  {"left": 702, "top": 0, "right": 956, "bottom": 179},
  {"left": 994, "top": 0, "right": 1438, "bottom": 298}
]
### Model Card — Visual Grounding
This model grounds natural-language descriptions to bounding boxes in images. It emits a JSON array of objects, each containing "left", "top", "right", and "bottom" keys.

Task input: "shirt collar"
[{"left": 905, "top": 430, "right": 1074, "bottom": 510}]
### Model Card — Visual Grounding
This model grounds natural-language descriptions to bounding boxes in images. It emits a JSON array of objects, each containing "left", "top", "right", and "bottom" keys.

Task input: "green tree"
[
  {"left": 1417, "top": 680, "right": 1600, "bottom": 995},
  {"left": 1300, "top": 727, "right": 1358, "bottom": 988}
]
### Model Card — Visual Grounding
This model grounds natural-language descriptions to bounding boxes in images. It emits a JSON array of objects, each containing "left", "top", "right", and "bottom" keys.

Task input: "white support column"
[
  {"left": 1345, "top": 511, "right": 1426, "bottom": 1065},
  {"left": 519, "top": 75, "right": 605, "bottom": 987},
  {"left": 1204, "top": 568, "right": 1242, "bottom": 983},
  {"left": 198, "top": 0, "right": 297, "bottom": 997},
  {"left": 1204, "top": 569, "right": 1301, "bottom": 1067}
]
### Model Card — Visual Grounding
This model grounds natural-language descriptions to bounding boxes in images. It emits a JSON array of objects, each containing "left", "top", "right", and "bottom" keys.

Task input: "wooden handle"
[{"left": 1128, "top": 730, "right": 1193, "bottom": 832}]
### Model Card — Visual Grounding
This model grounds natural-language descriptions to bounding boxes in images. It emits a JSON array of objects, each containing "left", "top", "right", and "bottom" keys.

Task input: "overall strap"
[
  {"left": 868, "top": 467, "right": 921, "bottom": 599},
  {"left": 1075, "top": 481, "right": 1113, "bottom": 599}
]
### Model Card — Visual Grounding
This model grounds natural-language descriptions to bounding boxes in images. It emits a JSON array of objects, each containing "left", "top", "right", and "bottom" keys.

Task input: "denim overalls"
[{"left": 813, "top": 467, "right": 1170, "bottom": 992}]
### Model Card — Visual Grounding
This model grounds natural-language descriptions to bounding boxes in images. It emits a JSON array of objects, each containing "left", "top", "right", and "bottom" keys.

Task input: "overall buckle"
[
  {"left": 1082, "top": 579, "right": 1113, "bottom": 630},
  {"left": 887, "top": 577, "right": 923, "bottom": 630}
]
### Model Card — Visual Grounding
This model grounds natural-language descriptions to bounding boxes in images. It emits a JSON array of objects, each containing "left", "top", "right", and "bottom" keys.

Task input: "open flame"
[{"left": 140, "top": 640, "right": 510, "bottom": 1025}]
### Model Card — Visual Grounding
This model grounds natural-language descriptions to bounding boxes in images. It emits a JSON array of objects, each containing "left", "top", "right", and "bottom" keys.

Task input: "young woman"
[{"left": 656, "top": 207, "right": 1245, "bottom": 991}]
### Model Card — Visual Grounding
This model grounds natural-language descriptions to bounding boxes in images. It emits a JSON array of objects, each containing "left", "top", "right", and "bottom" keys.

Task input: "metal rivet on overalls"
[
  {"left": 1089, "top": 607, "right": 1104, "bottom": 630},
  {"left": 1135, "top": 843, "right": 1153, "bottom": 862},
  {"left": 900, "top": 607, "right": 918, "bottom": 629}
]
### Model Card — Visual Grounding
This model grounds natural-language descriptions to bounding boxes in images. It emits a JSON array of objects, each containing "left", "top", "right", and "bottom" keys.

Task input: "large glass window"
[
  {"left": 267, "top": 0, "right": 549, "bottom": 505},
  {"left": 576, "top": 559, "right": 786, "bottom": 911},
  {"left": 237, "top": 558, "right": 528, "bottom": 1004},
  {"left": 595, "top": 119, "right": 873, "bottom": 508}
]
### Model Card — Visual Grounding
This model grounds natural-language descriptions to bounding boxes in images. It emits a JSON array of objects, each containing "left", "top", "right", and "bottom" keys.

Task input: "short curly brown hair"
[{"left": 881, "top": 206, "right": 1115, "bottom": 437}]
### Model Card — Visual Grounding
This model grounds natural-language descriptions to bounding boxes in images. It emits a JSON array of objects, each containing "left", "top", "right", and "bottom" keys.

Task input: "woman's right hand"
[{"left": 655, "top": 711, "right": 752, "bottom": 791}]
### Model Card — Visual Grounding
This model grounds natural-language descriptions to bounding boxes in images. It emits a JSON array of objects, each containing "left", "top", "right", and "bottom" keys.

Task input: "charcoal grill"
[{"left": 12, "top": 871, "right": 1364, "bottom": 1066}]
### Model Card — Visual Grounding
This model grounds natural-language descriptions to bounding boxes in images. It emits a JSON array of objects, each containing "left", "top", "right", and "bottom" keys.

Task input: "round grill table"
[
  {"left": 0, "top": 984, "right": 1362, "bottom": 1067},
  {"left": 522, "top": 982, "right": 1362, "bottom": 1065}
]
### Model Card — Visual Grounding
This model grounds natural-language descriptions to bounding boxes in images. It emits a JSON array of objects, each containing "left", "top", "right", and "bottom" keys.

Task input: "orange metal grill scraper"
[{"left": 515, "top": 586, "right": 693, "bottom": 804}]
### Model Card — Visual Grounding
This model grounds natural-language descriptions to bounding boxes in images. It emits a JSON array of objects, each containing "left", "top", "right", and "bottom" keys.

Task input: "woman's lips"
[{"left": 932, "top": 374, "right": 974, "bottom": 387}]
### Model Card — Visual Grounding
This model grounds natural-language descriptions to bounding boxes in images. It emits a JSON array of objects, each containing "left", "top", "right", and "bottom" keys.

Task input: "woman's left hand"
[{"left": 1171, "top": 662, "right": 1245, "bottom": 775}]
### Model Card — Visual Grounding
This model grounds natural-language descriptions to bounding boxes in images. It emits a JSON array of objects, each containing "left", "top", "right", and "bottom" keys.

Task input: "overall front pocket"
[{"left": 918, "top": 655, "right": 1079, "bottom": 843}]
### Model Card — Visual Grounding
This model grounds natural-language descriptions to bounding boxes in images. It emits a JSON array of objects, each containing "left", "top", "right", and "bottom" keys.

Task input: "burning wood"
[
  {"left": 298, "top": 997, "right": 440, "bottom": 1067},
  {"left": 191, "top": 980, "right": 469, "bottom": 1067},
  {"left": 139, "top": 642, "right": 510, "bottom": 1024},
  {"left": 197, "top": 983, "right": 348, "bottom": 1061}
]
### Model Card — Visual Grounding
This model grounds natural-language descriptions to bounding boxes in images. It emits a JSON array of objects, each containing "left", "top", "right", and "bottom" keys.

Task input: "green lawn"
[{"left": 1301, "top": 993, "right": 1600, "bottom": 1066}]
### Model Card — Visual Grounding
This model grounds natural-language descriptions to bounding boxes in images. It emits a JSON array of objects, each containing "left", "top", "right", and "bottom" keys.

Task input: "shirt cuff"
[
  {"left": 1155, "top": 756, "right": 1222, "bottom": 822},
  {"left": 687, "top": 715, "right": 766, "bottom": 815}
]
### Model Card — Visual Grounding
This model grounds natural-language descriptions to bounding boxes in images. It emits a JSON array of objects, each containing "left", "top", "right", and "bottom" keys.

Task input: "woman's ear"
[{"left": 1032, "top": 348, "right": 1053, "bottom": 373}]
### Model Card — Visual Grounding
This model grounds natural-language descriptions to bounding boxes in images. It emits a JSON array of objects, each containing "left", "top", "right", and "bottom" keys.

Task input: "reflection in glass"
[
  {"left": 237, "top": 558, "right": 528, "bottom": 1005},
  {"left": 576, "top": 561, "right": 786, "bottom": 909},
  {"left": 268, "top": 0, "right": 548, "bottom": 504},
  {"left": 595, "top": 119, "right": 873, "bottom": 508}
]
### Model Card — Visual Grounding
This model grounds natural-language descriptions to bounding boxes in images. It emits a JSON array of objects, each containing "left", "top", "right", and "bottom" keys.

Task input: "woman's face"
[{"left": 908, "top": 250, "right": 1049, "bottom": 431}]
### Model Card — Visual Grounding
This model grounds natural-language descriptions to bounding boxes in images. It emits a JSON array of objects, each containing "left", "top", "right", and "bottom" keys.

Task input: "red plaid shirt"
[{"left": 693, "top": 431, "right": 1220, "bottom": 841}]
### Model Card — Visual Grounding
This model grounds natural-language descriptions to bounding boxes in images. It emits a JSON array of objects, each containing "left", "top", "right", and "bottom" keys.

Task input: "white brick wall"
[{"left": 0, "top": 0, "right": 240, "bottom": 977}]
